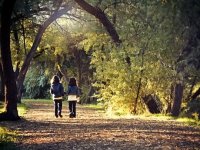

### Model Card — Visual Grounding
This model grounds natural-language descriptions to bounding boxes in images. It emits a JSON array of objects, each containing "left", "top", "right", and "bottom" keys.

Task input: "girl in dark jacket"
[
  {"left": 50, "top": 75, "right": 64, "bottom": 118},
  {"left": 67, "top": 77, "right": 80, "bottom": 118}
]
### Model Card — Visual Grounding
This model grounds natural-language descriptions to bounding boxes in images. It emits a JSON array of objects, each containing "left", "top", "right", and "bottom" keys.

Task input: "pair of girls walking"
[{"left": 50, "top": 75, "right": 80, "bottom": 118}]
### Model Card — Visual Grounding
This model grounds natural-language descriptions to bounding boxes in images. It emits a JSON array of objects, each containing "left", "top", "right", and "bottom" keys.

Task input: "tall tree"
[
  {"left": 0, "top": 0, "right": 20, "bottom": 120},
  {"left": 171, "top": 0, "right": 200, "bottom": 116}
]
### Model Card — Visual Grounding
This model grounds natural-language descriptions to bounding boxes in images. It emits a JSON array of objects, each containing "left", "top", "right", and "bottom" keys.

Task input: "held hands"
[{"left": 77, "top": 97, "right": 80, "bottom": 103}]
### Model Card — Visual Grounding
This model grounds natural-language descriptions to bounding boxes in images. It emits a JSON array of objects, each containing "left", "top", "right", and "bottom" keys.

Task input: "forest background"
[{"left": 0, "top": 0, "right": 200, "bottom": 121}]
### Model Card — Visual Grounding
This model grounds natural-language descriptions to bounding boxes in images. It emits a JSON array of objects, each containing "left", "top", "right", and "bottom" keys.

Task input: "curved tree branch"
[
  {"left": 16, "top": 5, "right": 72, "bottom": 101},
  {"left": 74, "top": 0, "right": 121, "bottom": 44}
]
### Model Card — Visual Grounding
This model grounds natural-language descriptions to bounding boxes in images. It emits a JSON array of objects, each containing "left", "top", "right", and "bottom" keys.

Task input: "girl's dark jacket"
[
  {"left": 67, "top": 86, "right": 80, "bottom": 96},
  {"left": 50, "top": 83, "right": 64, "bottom": 99}
]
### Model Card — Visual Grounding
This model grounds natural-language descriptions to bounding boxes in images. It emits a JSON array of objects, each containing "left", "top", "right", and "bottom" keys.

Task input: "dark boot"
[{"left": 69, "top": 113, "right": 74, "bottom": 118}]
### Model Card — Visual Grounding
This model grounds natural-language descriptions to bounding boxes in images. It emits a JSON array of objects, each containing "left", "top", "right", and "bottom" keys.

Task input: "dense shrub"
[
  {"left": 184, "top": 98, "right": 200, "bottom": 120},
  {"left": 23, "top": 67, "right": 51, "bottom": 99}
]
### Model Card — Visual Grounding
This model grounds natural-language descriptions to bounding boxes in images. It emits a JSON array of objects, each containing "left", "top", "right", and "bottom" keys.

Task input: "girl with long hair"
[
  {"left": 50, "top": 75, "right": 64, "bottom": 118},
  {"left": 66, "top": 77, "right": 80, "bottom": 118}
]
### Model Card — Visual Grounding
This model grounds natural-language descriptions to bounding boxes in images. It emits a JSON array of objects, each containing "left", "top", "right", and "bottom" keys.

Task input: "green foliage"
[
  {"left": 0, "top": 127, "right": 17, "bottom": 150},
  {"left": 17, "top": 103, "right": 28, "bottom": 116},
  {"left": 0, "top": 102, "right": 27, "bottom": 116},
  {"left": 0, "top": 103, "right": 4, "bottom": 113},
  {"left": 23, "top": 64, "right": 51, "bottom": 99},
  {"left": 183, "top": 98, "right": 200, "bottom": 120},
  {"left": 0, "top": 102, "right": 26, "bottom": 149},
  {"left": 10, "top": 0, "right": 200, "bottom": 116},
  {"left": 138, "top": 114, "right": 200, "bottom": 127},
  {"left": 76, "top": 0, "right": 200, "bottom": 116},
  {"left": 80, "top": 1, "right": 178, "bottom": 114}
]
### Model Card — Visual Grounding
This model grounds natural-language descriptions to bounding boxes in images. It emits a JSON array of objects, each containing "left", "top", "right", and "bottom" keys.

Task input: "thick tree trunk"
[
  {"left": 171, "top": 83, "right": 184, "bottom": 116},
  {"left": 142, "top": 94, "right": 162, "bottom": 114},
  {"left": 0, "top": 0, "right": 20, "bottom": 121},
  {"left": 85, "top": 86, "right": 96, "bottom": 104}
]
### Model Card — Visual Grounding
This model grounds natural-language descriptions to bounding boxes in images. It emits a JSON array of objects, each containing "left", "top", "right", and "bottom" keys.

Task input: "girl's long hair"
[
  {"left": 51, "top": 75, "right": 60, "bottom": 84},
  {"left": 68, "top": 77, "right": 77, "bottom": 86}
]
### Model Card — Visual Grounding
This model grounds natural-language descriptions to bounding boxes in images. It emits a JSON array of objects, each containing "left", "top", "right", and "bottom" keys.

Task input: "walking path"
[{"left": 1, "top": 101, "right": 200, "bottom": 150}]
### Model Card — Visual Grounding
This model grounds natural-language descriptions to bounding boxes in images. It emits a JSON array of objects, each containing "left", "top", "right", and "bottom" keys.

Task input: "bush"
[
  {"left": 23, "top": 67, "right": 51, "bottom": 99},
  {"left": 0, "top": 127, "right": 17, "bottom": 149},
  {"left": 184, "top": 98, "right": 200, "bottom": 120}
]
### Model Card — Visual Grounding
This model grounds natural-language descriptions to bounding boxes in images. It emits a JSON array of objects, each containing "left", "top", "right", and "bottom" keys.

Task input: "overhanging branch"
[{"left": 74, "top": 0, "right": 121, "bottom": 44}]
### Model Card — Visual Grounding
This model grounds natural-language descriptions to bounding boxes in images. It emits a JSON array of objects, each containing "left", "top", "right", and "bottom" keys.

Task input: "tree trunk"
[
  {"left": 166, "top": 84, "right": 174, "bottom": 114},
  {"left": 13, "top": 24, "right": 22, "bottom": 103},
  {"left": 74, "top": 49, "right": 82, "bottom": 87},
  {"left": 171, "top": 83, "right": 184, "bottom": 116},
  {"left": 133, "top": 79, "right": 142, "bottom": 114},
  {"left": 0, "top": 0, "right": 20, "bottom": 121},
  {"left": 186, "top": 77, "right": 197, "bottom": 101},
  {"left": 191, "top": 87, "right": 200, "bottom": 100},
  {"left": 133, "top": 47, "right": 145, "bottom": 114},
  {"left": 142, "top": 94, "right": 162, "bottom": 114},
  {"left": 0, "top": 64, "right": 5, "bottom": 102},
  {"left": 85, "top": 85, "right": 96, "bottom": 104}
]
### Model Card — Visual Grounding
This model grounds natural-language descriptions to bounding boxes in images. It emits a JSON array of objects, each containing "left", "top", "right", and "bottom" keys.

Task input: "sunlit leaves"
[{"left": 82, "top": 0, "right": 191, "bottom": 115}]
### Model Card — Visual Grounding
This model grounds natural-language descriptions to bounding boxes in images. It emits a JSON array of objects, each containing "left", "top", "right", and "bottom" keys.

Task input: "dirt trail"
[{"left": 1, "top": 101, "right": 200, "bottom": 150}]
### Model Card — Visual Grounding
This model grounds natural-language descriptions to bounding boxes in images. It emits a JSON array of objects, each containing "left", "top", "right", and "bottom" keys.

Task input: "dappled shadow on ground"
[{"left": 0, "top": 102, "right": 200, "bottom": 150}]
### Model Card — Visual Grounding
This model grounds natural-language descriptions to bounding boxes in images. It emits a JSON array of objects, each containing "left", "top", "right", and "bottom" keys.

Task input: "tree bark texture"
[
  {"left": 171, "top": 83, "right": 184, "bottom": 116},
  {"left": 0, "top": 0, "right": 20, "bottom": 121},
  {"left": 142, "top": 94, "right": 162, "bottom": 114},
  {"left": 0, "top": 64, "right": 5, "bottom": 102}
]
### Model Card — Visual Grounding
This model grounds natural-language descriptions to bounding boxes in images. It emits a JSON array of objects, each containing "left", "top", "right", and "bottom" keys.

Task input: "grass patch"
[
  {"left": 18, "top": 103, "right": 27, "bottom": 116},
  {"left": 0, "top": 101, "right": 28, "bottom": 116},
  {"left": 176, "top": 117, "right": 200, "bottom": 126},
  {"left": 83, "top": 104, "right": 104, "bottom": 109},
  {"left": 0, "top": 127, "right": 17, "bottom": 150},
  {"left": 146, "top": 114, "right": 200, "bottom": 126},
  {"left": 82, "top": 104, "right": 105, "bottom": 114},
  {"left": 22, "top": 99, "right": 52, "bottom": 104},
  {"left": 0, "top": 102, "right": 4, "bottom": 113},
  {"left": 133, "top": 114, "right": 200, "bottom": 127},
  {"left": 106, "top": 112, "right": 200, "bottom": 127}
]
